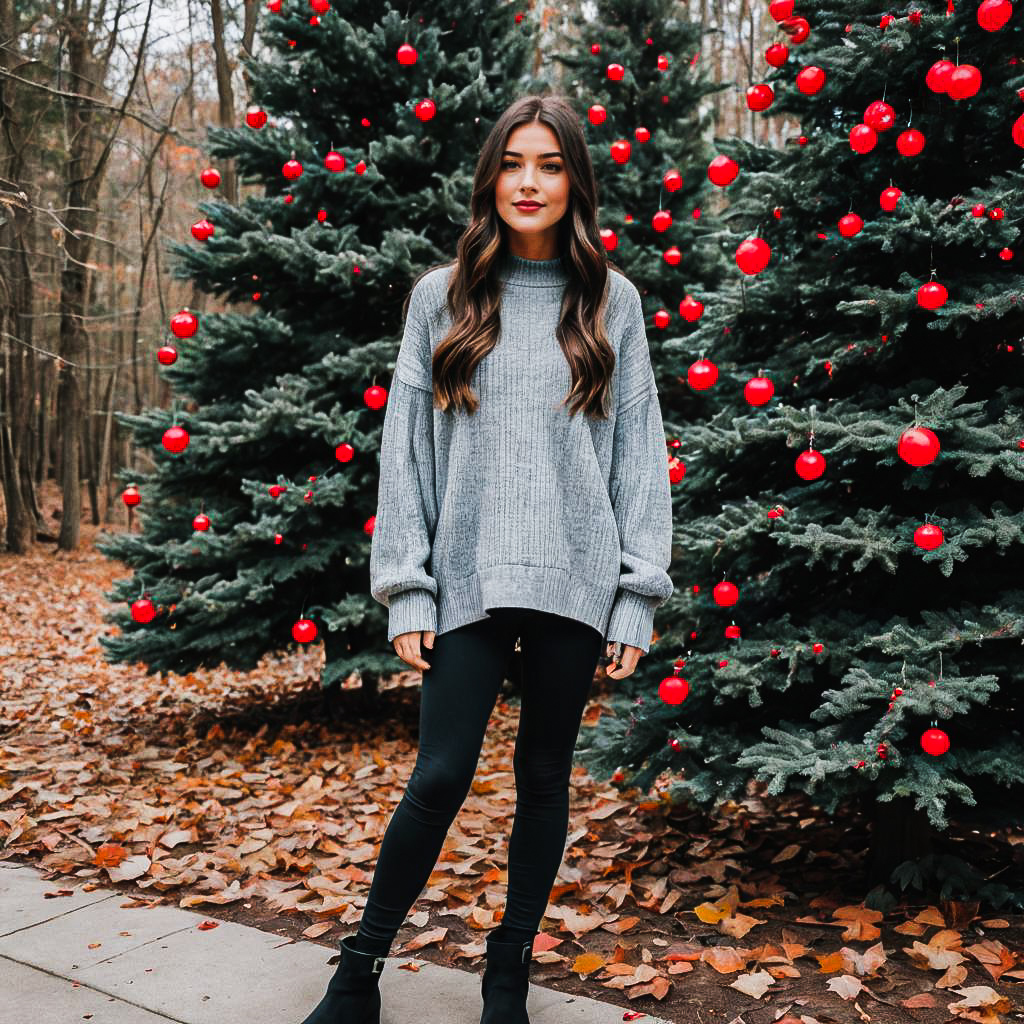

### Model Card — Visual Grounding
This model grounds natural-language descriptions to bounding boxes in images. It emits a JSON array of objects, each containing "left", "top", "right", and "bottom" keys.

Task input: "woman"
[{"left": 300, "top": 92, "right": 674, "bottom": 1024}]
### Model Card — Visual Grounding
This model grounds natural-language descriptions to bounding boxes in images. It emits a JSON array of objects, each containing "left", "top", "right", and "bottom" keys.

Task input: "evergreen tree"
[
  {"left": 97, "top": 4, "right": 541, "bottom": 695},
  {"left": 577, "top": 0, "right": 1024, "bottom": 897}
]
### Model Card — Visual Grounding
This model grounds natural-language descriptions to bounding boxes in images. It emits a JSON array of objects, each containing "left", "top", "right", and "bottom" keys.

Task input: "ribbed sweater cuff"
[
  {"left": 606, "top": 589, "right": 657, "bottom": 654},
  {"left": 387, "top": 588, "right": 438, "bottom": 642}
]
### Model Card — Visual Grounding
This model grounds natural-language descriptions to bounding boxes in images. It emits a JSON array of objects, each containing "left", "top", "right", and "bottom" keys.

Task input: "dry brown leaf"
[
  {"left": 914, "top": 906, "right": 946, "bottom": 927},
  {"left": 947, "top": 985, "right": 1013, "bottom": 1016},
  {"left": 624, "top": 975, "right": 672, "bottom": 1001},
  {"left": 817, "top": 951, "right": 845, "bottom": 973},
  {"left": 839, "top": 941, "right": 887, "bottom": 976},
  {"left": 964, "top": 939, "right": 1019, "bottom": 982},
  {"left": 571, "top": 952, "right": 605, "bottom": 975},
  {"left": 730, "top": 970, "right": 775, "bottom": 998},
  {"left": 902, "top": 992, "right": 938, "bottom": 1008},
  {"left": 833, "top": 905, "right": 883, "bottom": 941},
  {"left": 771, "top": 844, "right": 803, "bottom": 864},
  {"left": 936, "top": 964, "right": 969, "bottom": 989},
  {"left": 826, "top": 974, "right": 863, "bottom": 1000},
  {"left": 720, "top": 913, "right": 765, "bottom": 939},
  {"left": 766, "top": 964, "right": 801, "bottom": 979},
  {"left": 702, "top": 946, "right": 749, "bottom": 974},
  {"left": 904, "top": 939, "right": 966, "bottom": 971}
]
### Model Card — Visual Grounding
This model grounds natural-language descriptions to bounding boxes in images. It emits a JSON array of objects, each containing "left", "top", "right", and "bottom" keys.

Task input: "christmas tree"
[
  {"left": 577, "top": 0, "right": 1024, "bottom": 895},
  {"left": 97, "top": 4, "right": 540, "bottom": 694}
]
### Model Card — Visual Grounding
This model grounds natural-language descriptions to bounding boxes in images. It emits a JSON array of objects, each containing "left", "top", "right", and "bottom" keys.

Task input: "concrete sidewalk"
[{"left": 0, "top": 859, "right": 673, "bottom": 1024}]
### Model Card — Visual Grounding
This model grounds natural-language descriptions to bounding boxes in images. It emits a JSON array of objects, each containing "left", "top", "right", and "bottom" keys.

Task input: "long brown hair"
[{"left": 402, "top": 93, "right": 628, "bottom": 421}]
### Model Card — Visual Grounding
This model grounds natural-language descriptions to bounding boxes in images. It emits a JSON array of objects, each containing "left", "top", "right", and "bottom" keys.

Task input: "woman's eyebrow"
[{"left": 503, "top": 150, "right": 563, "bottom": 158}]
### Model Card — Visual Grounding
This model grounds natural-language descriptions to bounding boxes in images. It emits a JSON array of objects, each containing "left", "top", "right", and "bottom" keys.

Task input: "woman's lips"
[{"left": 514, "top": 202, "right": 543, "bottom": 212}]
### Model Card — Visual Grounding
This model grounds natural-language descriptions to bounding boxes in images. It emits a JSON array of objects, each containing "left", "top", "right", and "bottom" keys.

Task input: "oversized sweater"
[{"left": 369, "top": 250, "right": 674, "bottom": 654}]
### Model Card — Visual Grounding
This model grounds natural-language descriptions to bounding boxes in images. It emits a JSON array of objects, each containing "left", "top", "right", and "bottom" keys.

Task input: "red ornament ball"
[
  {"left": 292, "top": 618, "right": 318, "bottom": 643},
  {"left": 663, "top": 169, "right": 683, "bottom": 192},
  {"left": 663, "top": 246, "right": 682, "bottom": 266},
  {"left": 282, "top": 158, "right": 303, "bottom": 180},
  {"left": 744, "top": 376, "right": 775, "bottom": 406},
  {"left": 396, "top": 42, "right": 417, "bottom": 65},
  {"left": 600, "top": 228, "right": 619, "bottom": 251},
  {"left": 325, "top": 149, "right": 345, "bottom": 172},
  {"left": 415, "top": 98, "right": 436, "bottom": 121},
  {"left": 926, "top": 59, "right": 955, "bottom": 93},
  {"left": 245, "top": 106, "right": 267, "bottom": 129},
  {"left": 849, "top": 123, "right": 877, "bottom": 154},
  {"left": 917, "top": 280, "right": 948, "bottom": 309},
  {"left": 610, "top": 139, "right": 631, "bottom": 163},
  {"left": 735, "top": 237, "right": 771, "bottom": 274},
  {"left": 795, "top": 66, "right": 826, "bottom": 95},
  {"left": 897, "top": 129, "right": 925, "bottom": 156},
  {"left": 978, "top": 0, "right": 1012, "bottom": 29},
  {"left": 947, "top": 64, "right": 982, "bottom": 100},
  {"left": 864, "top": 100, "right": 895, "bottom": 131},
  {"left": 921, "top": 727, "right": 950, "bottom": 756},
  {"left": 795, "top": 450, "right": 826, "bottom": 480},
  {"left": 190, "top": 219, "right": 215, "bottom": 241},
  {"left": 157, "top": 345, "right": 178, "bottom": 365},
  {"left": 679, "top": 295, "right": 704, "bottom": 322},
  {"left": 162, "top": 426, "right": 189, "bottom": 454},
  {"left": 914, "top": 523, "right": 945, "bottom": 550},
  {"left": 365, "top": 385, "right": 388, "bottom": 410},
  {"left": 879, "top": 186, "right": 902, "bottom": 211},
  {"left": 607, "top": 63, "right": 625, "bottom": 81},
  {"left": 687, "top": 358, "right": 718, "bottom": 390},
  {"left": 588, "top": 104, "right": 607, "bottom": 125},
  {"left": 838, "top": 212, "right": 863, "bottom": 237},
  {"left": 769, "top": 0, "right": 794, "bottom": 19},
  {"left": 713, "top": 581, "right": 739, "bottom": 607},
  {"left": 746, "top": 84, "right": 774, "bottom": 111},
  {"left": 193, "top": 513, "right": 211, "bottom": 531},
  {"left": 708, "top": 155, "right": 739, "bottom": 186},
  {"left": 131, "top": 597, "right": 157, "bottom": 624},
  {"left": 335, "top": 442, "right": 355, "bottom": 462},
  {"left": 898, "top": 426, "right": 940, "bottom": 466},
  {"left": 658, "top": 675, "right": 690, "bottom": 705},
  {"left": 121, "top": 485, "right": 141, "bottom": 508},
  {"left": 170, "top": 310, "right": 198, "bottom": 338},
  {"left": 199, "top": 167, "right": 221, "bottom": 188},
  {"left": 765, "top": 42, "right": 789, "bottom": 66},
  {"left": 652, "top": 209, "right": 672, "bottom": 232},
  {"left": 725, "top": 624, "right": 741, "bottom": 639}
]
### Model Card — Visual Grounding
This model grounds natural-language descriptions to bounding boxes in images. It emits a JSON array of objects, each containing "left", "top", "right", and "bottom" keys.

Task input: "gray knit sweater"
[{"left": 369, "top": 250, "right": 674, "bottom": 654}]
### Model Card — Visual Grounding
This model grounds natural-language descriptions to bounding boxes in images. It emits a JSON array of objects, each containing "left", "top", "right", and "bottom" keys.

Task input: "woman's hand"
[
  {"left": 605, "top": 641, "right": 642, "bottom": 679},
  {"left": 394, "top": 629, "right": 434, "bottom": 671}
]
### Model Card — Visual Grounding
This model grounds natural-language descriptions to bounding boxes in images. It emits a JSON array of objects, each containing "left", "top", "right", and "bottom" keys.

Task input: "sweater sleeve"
[
  {"left": 605, "top": 287, "right": 674, "bottom": 655},
  {"left": 369, "top": 278, "right": 439, "bottom": 642}
]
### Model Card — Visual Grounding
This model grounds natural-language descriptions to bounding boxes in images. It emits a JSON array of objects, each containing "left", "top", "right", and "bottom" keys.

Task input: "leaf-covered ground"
[{"left": 1, "top": 516, "right": 1023, "bottom": 1024}]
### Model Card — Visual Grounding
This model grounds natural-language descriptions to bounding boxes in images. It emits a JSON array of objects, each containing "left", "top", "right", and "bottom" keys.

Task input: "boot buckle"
[{"left": 372, "top": 956, "right": 386, "bottom": 974}]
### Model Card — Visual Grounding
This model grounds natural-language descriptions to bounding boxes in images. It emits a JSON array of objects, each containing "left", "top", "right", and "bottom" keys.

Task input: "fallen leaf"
[
  {"left": 826, "top": 974, "right": 863, "bottom": 1000},
  {"left": 833, "top": 905, "right": 883, "bottom": 941},
  {"left": 703, "top": 947, "right": 749, "bottom": 974},
  {"left": 730, "top": 970, "right": 775, "bottom": 998}
]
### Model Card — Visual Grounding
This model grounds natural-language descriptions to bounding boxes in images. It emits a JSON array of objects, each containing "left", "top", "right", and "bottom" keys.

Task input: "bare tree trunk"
[
  {"left": 209, "top": 0, "right": 238, "bottom": 203},
  {"left": 0, "top": 0, "right": 39, "bottom": 553},
  {"left": 56, "top": 0, "right": 151, "bottom": 549}
]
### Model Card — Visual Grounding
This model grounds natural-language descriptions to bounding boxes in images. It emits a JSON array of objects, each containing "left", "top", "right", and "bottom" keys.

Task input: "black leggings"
[{"left": 354, "top": 606, "right": 604, "bottom": 953}]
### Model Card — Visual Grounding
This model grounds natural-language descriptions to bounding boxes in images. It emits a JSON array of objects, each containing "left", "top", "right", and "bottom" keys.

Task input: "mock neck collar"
[{"left": 498, "top": 250, "right": 569, "bottom": 288}]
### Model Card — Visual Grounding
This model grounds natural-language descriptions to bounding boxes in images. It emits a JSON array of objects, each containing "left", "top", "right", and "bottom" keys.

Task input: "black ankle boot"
[
  {"left": 299, "top": 933, "right": 386, "bottom": 1024},
  {"left": 480, "top": 928, "right": 535, "bottom": 1024}
]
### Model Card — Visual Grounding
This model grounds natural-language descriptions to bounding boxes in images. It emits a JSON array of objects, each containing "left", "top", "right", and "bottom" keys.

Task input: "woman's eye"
[{"left": 501, "top": 160, "right": 562, "bottom": 171}]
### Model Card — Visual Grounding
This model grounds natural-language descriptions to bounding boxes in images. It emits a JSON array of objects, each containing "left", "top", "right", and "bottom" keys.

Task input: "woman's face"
[{"left": 494, "top": 121, "right": 569, "bottom": 258}]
